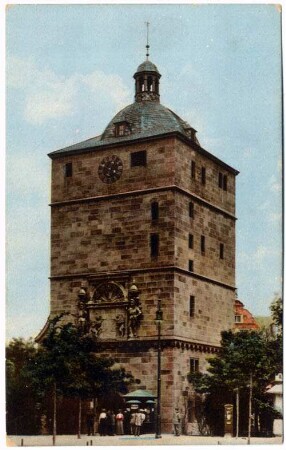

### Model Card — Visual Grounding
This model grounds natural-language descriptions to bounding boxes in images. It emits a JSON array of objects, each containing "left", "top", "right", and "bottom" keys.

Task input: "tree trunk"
[
  {"left": 52, "top": 382, "right": 57, "bottom": 446},
  {"left": 247, "top": 372, "right": 253, "bottom": 445},
  {"left": 235, "top": 388, "right": 239, "bottom": 438},
  {"left": 77, "top": 397, "right": 82, "bottom": 439}
]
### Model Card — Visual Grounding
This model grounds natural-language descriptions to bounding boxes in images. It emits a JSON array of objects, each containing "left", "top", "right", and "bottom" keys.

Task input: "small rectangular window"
[
  {"left": 201, "top": 167, "right": 206, "bottom": 185},
  {"left": 150, "top": 233, "right": 159, "bottom": 257},
  {"left": 131, "top": 150, "right": 147, "bottom": 167},
  {"left": 118, "top": 124, "right": 125, "bottom": 136},
  {"left": 190, "top": 358, "right": 199, "bottom": 373},
  {"left": 218, "top": 172, "right": 223, "bottom": 188},
  {"left": 188, "top": 260, "right": 194, "bottom": 272},
  {"left": 235, "top": 315, "right": 242, "bottom": 323},
  {"left": 223, "top": 175, "right": 228, "bottom": 191},
  {"left": 64, "top": 162, "right": 73, "bottom": 177},
  {"left": 189, "top": 202, "right": 194, "bottom": 218},
  {"left": 191, "top": 161, "right": 196, "bottom": 179},
  {"left": 115, "top": 122, "right": 128, "bottom": 137},
  {"left": 190, "top": 295, "right": 195, "bottom": 317},
  {"left": 188, "top": 234, "right": 193, "bottom": 249},
  {"left": 201, "top": 235, "right": 205, "bottom": 254},
  {"left": 220, "top": 243, "right": 224, "bottom": 259},
  {"left": 151, "top": 202, "right": 159, "bottom": 221}
]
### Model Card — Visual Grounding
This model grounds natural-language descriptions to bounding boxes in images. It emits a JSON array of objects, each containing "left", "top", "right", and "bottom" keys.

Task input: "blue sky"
[{"left": 6, "top": 4, "right": 282, "bottom": 341}]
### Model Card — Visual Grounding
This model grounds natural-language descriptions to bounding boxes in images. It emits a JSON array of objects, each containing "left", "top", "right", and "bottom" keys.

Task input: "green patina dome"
[
  {"left": 135, "top": 59, "right": 160, "bottom": 74},
  {"left": 100, "top": 101, "right": 194, "bottom": 141}
]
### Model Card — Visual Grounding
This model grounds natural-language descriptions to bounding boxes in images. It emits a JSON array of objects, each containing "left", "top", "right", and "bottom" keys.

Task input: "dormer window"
[
  {"left": 235, "top": 315, "right": 243, "bottom": 323},
  {"left": 185, "top": 127, "right": 198, "bottom": 142},
  {"left": 114, "top": 121, "right": 130, "bottom": 137}
]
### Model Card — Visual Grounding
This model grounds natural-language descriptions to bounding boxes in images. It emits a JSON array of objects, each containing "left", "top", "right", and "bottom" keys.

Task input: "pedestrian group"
[
  {"left": 87, "top": 408, "right": 146, "bottom": 436},
  {"left": 87, "top": 406, "right": 181, "bottom": 436}
]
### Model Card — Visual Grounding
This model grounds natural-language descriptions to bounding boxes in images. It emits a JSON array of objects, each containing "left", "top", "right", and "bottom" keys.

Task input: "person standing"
[
  {"left": 106, "top": 410, "right": 113, "bottom": 436},
  {"left": 98, "top": 409, "right": 107, "bottom": 436},
  {"left": 86, "top": 408, "right": 95, "bottom": 436},
  {"left": 130, "top": 411, "right": 136, "bottom": 436},
  {"left": 110, "top": 411, "right": 116, "bottom": 436},
  {"left": 115, "top": 409, "right": 124, "bottom": 435},
  {"left": 123, "top": 409, "right": 131, "bottom": 435},
  {"left": 134, "top": 410, "right": 145, "bottom": 437},
  {"left": 173, "top": 407, "right": 181, "bottom": 436}
]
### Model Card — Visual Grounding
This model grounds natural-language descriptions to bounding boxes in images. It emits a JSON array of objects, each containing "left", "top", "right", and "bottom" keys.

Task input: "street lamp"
[{"left": 155, "top": 297, "right": 163, "bottom": 439}]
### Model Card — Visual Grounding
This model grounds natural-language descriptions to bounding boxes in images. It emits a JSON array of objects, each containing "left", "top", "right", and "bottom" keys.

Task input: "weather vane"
[{"left": 145, "top": 21, "right": 150, "bottom": 60}]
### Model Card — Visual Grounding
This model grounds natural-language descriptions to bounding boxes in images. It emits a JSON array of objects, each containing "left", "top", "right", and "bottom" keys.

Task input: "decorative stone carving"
[
  {"left": 76, "top": 280, "right": 143, "bottom": 340},
  {"left": 92, "top": 282, "right": 126, "bottom": 303},
  {"left": 77, "top": 285, "right": 89, "bottom": 334},
  {"left": 127, "top": 283, "right": 142, "bottom": 339},
  {"left": 115, "top": 314, "right": 126, "bottom": 337},
  {"left": 89, "top": 315, "right": 103, "bottom": 339}
]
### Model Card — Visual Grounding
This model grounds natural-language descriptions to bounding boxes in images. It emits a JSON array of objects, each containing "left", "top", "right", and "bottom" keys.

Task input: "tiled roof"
[
  {"left": 49, "top": 101, "right": 199, "bottom": 156},
  {"left": 101, "top": 102, "right": 194, "bottom": 140}
]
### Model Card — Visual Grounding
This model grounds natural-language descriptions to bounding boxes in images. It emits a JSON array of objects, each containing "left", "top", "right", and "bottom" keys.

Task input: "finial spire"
[{"left": 145, "top": 21, "right": 150, "bottom": 60}]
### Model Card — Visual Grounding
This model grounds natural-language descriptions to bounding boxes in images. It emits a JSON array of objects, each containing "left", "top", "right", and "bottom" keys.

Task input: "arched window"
[
  {"left": 147, "top": 76, "right": 153, "bottom": 91},
  {"left": 139, "top": 77, "right": 144, "bottom": 92},
  {"left": 155, "top": 80, "right": 159, "bottom": 94}
]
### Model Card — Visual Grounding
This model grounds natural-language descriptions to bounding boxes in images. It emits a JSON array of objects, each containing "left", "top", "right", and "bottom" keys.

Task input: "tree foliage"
[
  {"left": 6, "top": 318, "right": 134, "bottom": 435},
  {"left": 6, "top": 338, "right": 40, "bottom": 434},
  {"left": 188, "top": 297, "right": 283, "bottom": 436},
  {"left": 270, "top": 296, "right": 283, "bottom": 330},
  {"left": 25, "top": 319, "right": 134, "bottom": 400}
]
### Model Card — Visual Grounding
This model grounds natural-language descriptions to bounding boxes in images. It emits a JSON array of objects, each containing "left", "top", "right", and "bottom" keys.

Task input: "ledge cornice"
[
  {"left": 50, "top": 185, "right": 236, "bottom": 220},
  {"left": 89, "top": 337, "right": 221, "bottom": 354},
  {"left": 49, "top": 266, "right": 236, "bottom": 291}
]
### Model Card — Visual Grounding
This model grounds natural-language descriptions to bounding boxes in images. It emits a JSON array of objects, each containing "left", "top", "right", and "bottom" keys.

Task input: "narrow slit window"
[
  {"left": 188, "top": 234, "right": 193, "bottom": 249},
  {"left": 191, "top": 161, "right": 196, "bottom": 179},
  {"left": 150, "top": 233, "right": 159, "bottom": 257},
  {"left": 188, "top": 260, "right": 194, "bottom": 272},
  {"left": 64, "top": 162, "right": 73, "bottom": 178},
  {"left": 220, "top": 243, "right": 224, "bottom": 259},
  {"left": 189, "top": 202, "right": 194, "bottom": 218},
  {"left": 201, "top": 167, "right": 206, "bottom": 185},
  {"left": 201, "top": 235, "right": 205, "bottom": 254},
  {"left": 151, "top": 202, "right": 159, "bottom": 221},
  {"left": 218, "top": 172, "right": 223, "bottom": 188},
  {"left": 190, "top": 295, "right": 195, "bottom": 317},
  {"left": 223, "top": 175, "right": 228, "bottom": 191}
]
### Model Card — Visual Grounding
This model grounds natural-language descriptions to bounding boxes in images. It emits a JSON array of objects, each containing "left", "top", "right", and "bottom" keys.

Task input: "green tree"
[
  {"left": 270, "top": 296, "right": 282, "bottom": 330},
  {"left": 188, "top": 329, "right": 281, "bottom": 436},
  {"left": 25, "top": 317, "right": 133, "bottom": 443},
  {"left": 6, "top": 338, "right": 40, "bottom": 434}
]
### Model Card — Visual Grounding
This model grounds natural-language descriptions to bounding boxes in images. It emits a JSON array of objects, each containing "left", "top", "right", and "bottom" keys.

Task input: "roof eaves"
[{"left": 48, "top": 130, "right": 239, "bottom": 175}]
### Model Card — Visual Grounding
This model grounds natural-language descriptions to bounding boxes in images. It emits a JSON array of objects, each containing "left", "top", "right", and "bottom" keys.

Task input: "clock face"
[{"left": 98, "top": 155, "right": 123, "bottom": 184}]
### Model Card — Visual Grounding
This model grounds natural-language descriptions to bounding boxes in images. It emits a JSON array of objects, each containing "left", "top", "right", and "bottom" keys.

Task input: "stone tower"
[{"left": 43, "top": 53, "right": 238, "bottom": 433}]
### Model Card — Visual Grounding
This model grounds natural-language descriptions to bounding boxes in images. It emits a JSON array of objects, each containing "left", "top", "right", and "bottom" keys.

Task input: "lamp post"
[{"left": 155, "top": 297, "right": 163, "bottom": 439}]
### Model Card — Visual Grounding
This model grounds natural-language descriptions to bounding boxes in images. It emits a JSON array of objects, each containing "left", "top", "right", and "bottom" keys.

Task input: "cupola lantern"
[{"left": 134, "top": 60, "right": 161, "bottom": 103}]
